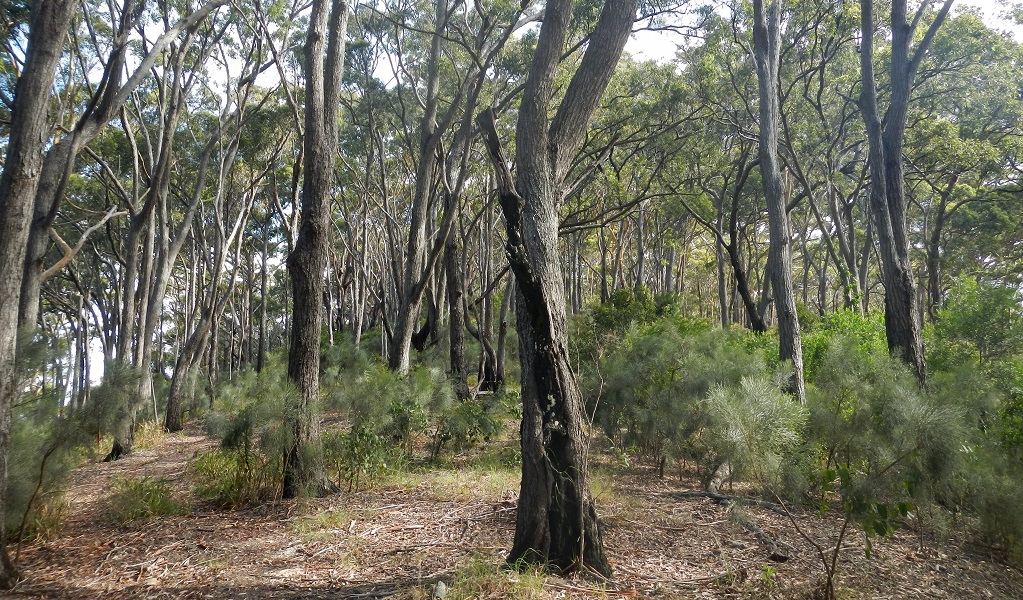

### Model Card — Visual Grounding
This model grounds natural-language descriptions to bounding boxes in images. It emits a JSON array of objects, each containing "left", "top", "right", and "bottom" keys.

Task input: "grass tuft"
[{"left": 106, "top": 476, "right": 188, "bottom": 525}]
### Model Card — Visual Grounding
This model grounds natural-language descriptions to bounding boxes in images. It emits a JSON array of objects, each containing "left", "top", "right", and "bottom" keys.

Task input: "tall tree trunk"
[
  {"left": 0, "top": 0, "right": 77, "bottom": 587},
  {"left": 257, "top": 215, "right": 270, "bottom": 371},
  {"left": 753, "top": 0, "right": 805, "bottom": 403},
  {"left": 445, "top": 219, "right": 469, "bottom": 401},
  {"left": 389, "top": 0, "right": 448, "bottom": 374},
  {"left": 283, "top": 0, "right": 349, "bottom": 498},
  {"left": 858, "top": 0, "right": 951, "bottom": 386},
  {"left": 477, "top": 0, "right": 637, "bottom": 577}
]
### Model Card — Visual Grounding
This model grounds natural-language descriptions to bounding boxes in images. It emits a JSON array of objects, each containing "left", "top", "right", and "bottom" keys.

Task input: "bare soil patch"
[{"left": 8, "top": 425, "right": 1023, "bottom": 599}]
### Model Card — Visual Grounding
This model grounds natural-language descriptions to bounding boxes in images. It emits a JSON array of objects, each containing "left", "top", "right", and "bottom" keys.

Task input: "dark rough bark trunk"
[
  {"left": 283, "top": 0, "right": 349, "bottom": 499},
  {"left": 477, "top": 0, "right": 637, "bottom": 577},
  {"left": 445, "top": 222, "right": 469, "bottom": 401},
  {"left": 0, "top": 1, "right": 76, "bottom": 586},
  {"left": 494, "top": 274, "right": 513, "bottom": 389},
  {"left": 858, "top": 0, "right": 951, "bottom": 386},
  {"left": 753, "top": 0, "right": 805, "bottom": 403}
]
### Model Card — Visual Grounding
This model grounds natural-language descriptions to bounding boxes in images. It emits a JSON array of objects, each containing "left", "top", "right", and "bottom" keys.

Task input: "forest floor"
[{"left": 7, "top": 420, "right": 1023, "bottom": 599}]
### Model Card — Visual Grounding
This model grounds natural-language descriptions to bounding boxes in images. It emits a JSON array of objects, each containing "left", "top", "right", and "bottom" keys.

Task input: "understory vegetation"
[{"left": 9, "top": 279, "right": 1023, "bottom": 598}]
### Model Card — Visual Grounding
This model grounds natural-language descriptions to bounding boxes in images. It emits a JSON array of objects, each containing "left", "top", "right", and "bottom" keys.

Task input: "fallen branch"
[{"left": 673, "top": 491, "right": 787, "bottom": 515}]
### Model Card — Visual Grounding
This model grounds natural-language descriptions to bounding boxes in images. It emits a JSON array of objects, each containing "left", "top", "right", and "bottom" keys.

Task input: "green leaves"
[{"left": 703, "top": 374, "right": 807, "bottom": 485}]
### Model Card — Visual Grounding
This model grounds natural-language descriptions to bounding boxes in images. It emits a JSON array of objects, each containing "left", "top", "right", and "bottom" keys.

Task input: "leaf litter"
[{"left": 9, "top": 424, "right": 1023, "bottom": 599}]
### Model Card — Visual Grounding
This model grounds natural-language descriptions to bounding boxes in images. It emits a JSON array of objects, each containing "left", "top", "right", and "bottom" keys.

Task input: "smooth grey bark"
[
  {"left": 0, "top": 0, "right": 77, "bottom": 587},
  {"left": 18, "top": 0, "right": 231, "bottom": 330},
  {"left": 858, "top": 0, "right": 952, "bottom": 386},
  {"left": 388, "top": 0, "right": 447, "bottom": 374},
  {"left": 477, "top": 0, "right": 637, "bottom": 577},
  {"left": 388, "top": 0, "right": 522, "bottom": 374},
  {"left": 107, "top": 27, "right": 224, "bottom": 459},
  {"left": 284, "top": 0, "right": 349, "bottom": 498},
  {"left": 165, "top": 114, "right": 258, "bottom": 432},
  {"left": 753, "top": 0, "right": 805, "bottom": 403}
]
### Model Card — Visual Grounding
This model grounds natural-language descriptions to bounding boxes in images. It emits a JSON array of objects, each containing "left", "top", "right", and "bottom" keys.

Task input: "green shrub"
[
  {"left": 591, "top": 322, "right": 769, "bottom": 472},
  {"left": 930, "top": 278, "right": 1023, "bottom": 368},
  {"left": 802, "top": 309, "right": 886, "bottom": 382},
  {"left": 329, "top": 360, "right": 455, "bottom": 456},
  {"left": 192, "top": 448, "right": 282, "bottom": 507},
  {"left": 107, "top": 477, "right": 188, "bottom": 525},
  {"left": 196, "top": 364, "right": 296, "bottom": 506},
  {"left": 704, "top": 374, "right": 807, "bottom": 486},
  {"left": 590, "top": 286, "right": 659, "bottom": 333},
  {"left": 432, "top": 398, "right": 504, "bottom": 459},
  {"left": 799, "top": 337, "right": 967, "bottom": 545},
  {"left": 6, "top": 337, "right": 127, "bottom": 540},
  {"left": 322, "top": 426, "right": 390, "bottom": 491}
]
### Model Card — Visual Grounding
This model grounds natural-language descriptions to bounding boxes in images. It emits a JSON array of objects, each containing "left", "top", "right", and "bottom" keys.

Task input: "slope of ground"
[{"left": 8, "top": 423, "right": 1023, "bottom": 599}]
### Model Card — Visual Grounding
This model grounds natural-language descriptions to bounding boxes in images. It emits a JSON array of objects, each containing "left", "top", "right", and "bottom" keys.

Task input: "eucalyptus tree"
[
  {"left": 284, "top": 0, "right": 349, "bottom": 498},
  {"left": 18, "top": 0, "right": 231, "bottom": 331},
  {"left": 666, "top": 9, "right": 771, "bottom": 330},
  {"left": 858, "top": 0, "right": 954, "bottom": 385},
  {"left": 0, "top": 0, "right": 76, "bottom": 586},
  {"left": 559, "top": 57, "right": 703, "bottom": 304},
  {"left": 753, "top": 0, "right": 804, "bottom": 402},
  {"left": 380, "top": 0, "right": 529, "bottom": 375},
  {"left": 478, "top": 0, "right": 638, "bottom": 577},
  {"left": 104, "top": 4, "right": 241, "bottom": 459},
  {"left": 164, "top": 80, "right": 279, "bottom": 433},
  {"left": 774, "top": 0, "right": 867, "bottom": 312},
  {"left": 901, "top": 11, "right": 1023, "bottom": 317}
]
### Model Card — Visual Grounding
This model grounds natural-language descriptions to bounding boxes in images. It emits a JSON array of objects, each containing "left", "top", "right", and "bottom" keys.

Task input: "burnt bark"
[{"left": 476, "top": 0, "right": 637, "bottom": 577}]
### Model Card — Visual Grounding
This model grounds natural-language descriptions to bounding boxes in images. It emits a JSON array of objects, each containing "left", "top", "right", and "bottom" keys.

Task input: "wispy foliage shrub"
[
  {"left": 193, "top": 363, "right": 294, "bottom": 506},
  {"left": 591, "top": 319, "right": 785, "bottom": 477},
  {"left": 797, "top": 337, "right": 968, "bottom": 547},
  {"left": 6, "top": 338, "right": 129, "bottom": 541},
  {"left": 320, "top": 336, "right": 505, "bottom": 480},
  {"left": 704, "top": 374, "right": 806, "bottom": 487}
]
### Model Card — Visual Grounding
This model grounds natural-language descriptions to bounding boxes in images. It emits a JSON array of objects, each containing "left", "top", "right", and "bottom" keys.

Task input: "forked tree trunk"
[
  {"left": 858, "top": 0, "right": 952, "bottom": 386},
  {"left": 477, "top": 0, "right": 637, "bottom": 577},
  {"left": 283, "top": 0, "right": 349, "bottom": 498},
  {"left": 753, "top": 0, "right": 805, "bottom": 403}
]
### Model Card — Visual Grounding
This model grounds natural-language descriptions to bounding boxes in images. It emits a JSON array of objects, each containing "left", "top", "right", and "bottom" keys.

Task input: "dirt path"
[{"left": 8, "top": 428, "right": 1023, "bottom": 599}]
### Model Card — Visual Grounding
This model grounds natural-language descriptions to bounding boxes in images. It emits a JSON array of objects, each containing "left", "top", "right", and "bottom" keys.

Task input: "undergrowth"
[{"left": 106, "top": 476, "right": 188, "bottom": 525}]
